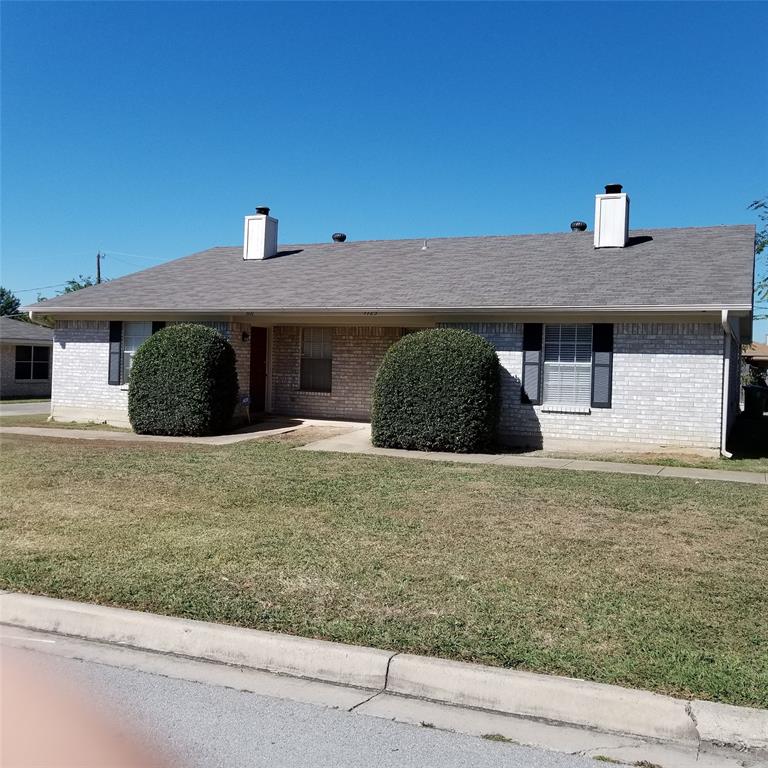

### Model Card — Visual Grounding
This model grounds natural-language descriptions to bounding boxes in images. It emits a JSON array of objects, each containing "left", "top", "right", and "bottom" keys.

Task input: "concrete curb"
[
  {"left": 2, "top": 592, "right": 766, "bottom": 754},
  {"left": 386, "top": 653, "right": 698, "bottom": 744},
  {"left": 689, "top": 699, "right": 768, "bottom": 751},
  {"left": 0, "top": 593, "right": 392, "bottom": 690}
]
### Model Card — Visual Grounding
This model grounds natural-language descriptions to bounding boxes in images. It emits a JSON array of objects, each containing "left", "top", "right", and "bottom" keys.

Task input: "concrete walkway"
[
  {"left": 299, "top": 426, "right": 768, "bottom": 486},
  {"left": 0, "top": 400, "right": 51, "bottom": 416},
  {"left": 0, "top": 418, "right": 359, "bottom": 446}
]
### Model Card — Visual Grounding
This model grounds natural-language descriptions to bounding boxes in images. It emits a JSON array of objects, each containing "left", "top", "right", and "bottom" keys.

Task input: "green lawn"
[{"left": 0, "top": 431, "right": 766, "bottom": 707}]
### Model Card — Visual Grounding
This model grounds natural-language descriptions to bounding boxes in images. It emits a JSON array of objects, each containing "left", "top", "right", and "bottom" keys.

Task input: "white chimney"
[
  {"left": 594, "top": 184, "right": 629, "bottom": 248},
  {"left": 243, "top": 206, "right": 278, "bottom": 260}
]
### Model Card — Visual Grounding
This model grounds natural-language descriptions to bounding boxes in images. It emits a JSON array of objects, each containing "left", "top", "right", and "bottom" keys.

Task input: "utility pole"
[{"left": 96, "top": 252, "right": 102, "bottom": 284}]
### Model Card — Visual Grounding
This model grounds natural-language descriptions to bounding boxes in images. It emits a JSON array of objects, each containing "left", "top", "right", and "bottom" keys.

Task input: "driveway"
[{"left": 0, "top": 400, "right": 51, "bottom": 416}]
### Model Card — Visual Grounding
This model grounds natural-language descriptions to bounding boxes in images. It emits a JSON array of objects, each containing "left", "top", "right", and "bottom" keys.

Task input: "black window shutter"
[
  {"left": 521, "top": 323, "right": 543, "bottom": 405},
  {"left": 108, "top": 321, "right": 122, "bottom": 385},
  {"left": 152, "top": 321, "right": 166, "bottom": 334},
  {"left": 591, "top": 323, "right": 614, "bottom": 408}
]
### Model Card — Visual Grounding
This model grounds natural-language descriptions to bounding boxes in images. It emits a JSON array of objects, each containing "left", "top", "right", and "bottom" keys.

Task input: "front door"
[{"left": 249, "top": 327, "right": 268, "bottom": 413}]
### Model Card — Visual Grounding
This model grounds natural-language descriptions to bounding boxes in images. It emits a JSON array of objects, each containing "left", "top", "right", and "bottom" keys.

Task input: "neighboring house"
[
  {"left": 24, "top": 186, "right": 755, "bottom": 454},
  {"left": 743, "top": 339, "right": 768, "bottom": 376},
  {"left": 0, "top": 316, "right": 53, "bottom": 399}
]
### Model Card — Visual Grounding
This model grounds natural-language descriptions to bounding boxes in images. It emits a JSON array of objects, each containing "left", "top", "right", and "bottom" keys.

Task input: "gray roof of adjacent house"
[
  {"left": 0, "top": 316, "right": 54, "bottom": 343},
  {"left": 24, "top": 224, "right": 755, "bottom": 314}
]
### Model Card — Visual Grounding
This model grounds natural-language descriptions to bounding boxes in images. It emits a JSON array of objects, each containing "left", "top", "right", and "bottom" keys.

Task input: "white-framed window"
[
  {"left": 542, "top": 324, "right": 593, "bottom": 407},
  {"left": 15, "top": 345, "right": 50, "bottom": 380},
  {"left": 300, "top": 327, "right": 332, "bottom": 392},
  {"left": 122, "top": 321, "right": 153, "bottom": 382}
]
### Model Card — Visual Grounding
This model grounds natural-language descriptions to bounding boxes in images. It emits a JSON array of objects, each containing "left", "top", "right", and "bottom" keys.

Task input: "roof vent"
[
  {"left": 570, "top": 220, "right": 587, "bottom": 232},
  {"left": 331, "top": 232, "right": 347, "bottom": 243}
]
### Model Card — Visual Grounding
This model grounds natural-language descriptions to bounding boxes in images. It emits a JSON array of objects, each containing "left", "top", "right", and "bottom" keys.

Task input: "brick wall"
[
  {"left": 0, "top": 342, "right": 52, "bottom": 398},
  {"left": 51, "top": 320, "right": 127, "bottom": 423},
  {"left": 228, "top": 322, "right": 250, "bottom": 396},
  {"left": 51, "top": 320, "right": 250, "bottom": 426},
  {"left": 271, "top": 326, "right": 402, "bottom": 420},
  {"left": 443, "top": 322, "right": 726, "bottom": 449},
  {"left": 50, "top": 318, "right": 730, "bottom": 447}
]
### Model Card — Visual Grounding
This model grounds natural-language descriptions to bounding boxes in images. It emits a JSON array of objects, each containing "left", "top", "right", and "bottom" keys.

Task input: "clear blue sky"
[{"left": 2, "top": 2, "right": 766, "bottom": 336}]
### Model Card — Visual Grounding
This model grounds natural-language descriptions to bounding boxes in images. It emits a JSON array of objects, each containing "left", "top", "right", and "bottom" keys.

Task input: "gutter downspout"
[{"left": 720, "top": 309, "right": 735, "bottom": 458}]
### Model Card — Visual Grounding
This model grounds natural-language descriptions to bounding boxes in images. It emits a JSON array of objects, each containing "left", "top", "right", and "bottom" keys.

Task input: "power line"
[
  {"left": 104, "top": 253, "right": 149, "bottom": 268},
  {"left": 104, "top": 251, "right": 165, "bottom": 261},
  {"left": 8, "top": 282, "right": 68, "bottom": 293}
]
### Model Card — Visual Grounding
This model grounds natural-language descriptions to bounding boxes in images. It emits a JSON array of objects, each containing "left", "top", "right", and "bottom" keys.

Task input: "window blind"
[
  {"left": 300, "top": 327, "right": 332, "bottom": 392},
  {"left": 543, "top": 324, "right": 593, "bottom": 407},
  {"left": 122, "top": 321, "right": 153, "bottom": 383}
]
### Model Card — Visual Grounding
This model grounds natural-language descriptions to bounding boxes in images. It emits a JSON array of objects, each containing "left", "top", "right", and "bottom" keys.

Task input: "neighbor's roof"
[
  {"left": 24, "top": 225, "right": 756, "bottom": 315},
  {"left": 744, "top": 342, "right": 768, "bottom": 361},
  {"left": 0, "top": 315, "right": 54, "bottom": 342}
]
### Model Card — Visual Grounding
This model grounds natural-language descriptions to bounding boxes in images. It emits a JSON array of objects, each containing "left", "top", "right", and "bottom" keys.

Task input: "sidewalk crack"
[{"left": 348, "top": 690, "right": 382, "bottom": 712}]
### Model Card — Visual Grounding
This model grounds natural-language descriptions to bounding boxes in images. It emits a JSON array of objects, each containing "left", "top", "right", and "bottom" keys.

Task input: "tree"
[
  {"left": 752, "top": 198, "right": 768, "bottom": 256},
  {"left": 750, "top": 198, "right": 767, "bottom": 319},
  {"left": 0, "top": 287, "right": 21, "bottom": 317},
  {"left": 59, "top": 275, "right": 95, "bottom": 294}
]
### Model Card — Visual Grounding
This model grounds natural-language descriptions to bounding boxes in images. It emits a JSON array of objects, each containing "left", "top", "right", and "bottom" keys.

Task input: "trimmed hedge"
[
  {"left": 371, "top": 328, "right": 500, "bottom": 452},
  {"left": 128, "top": 324, "right": 239, "bottom": 436}
]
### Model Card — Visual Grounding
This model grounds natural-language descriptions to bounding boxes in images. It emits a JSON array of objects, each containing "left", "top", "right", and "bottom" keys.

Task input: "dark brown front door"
[{"left": 249, "top": 327, "right": 268, "bottom": 413}]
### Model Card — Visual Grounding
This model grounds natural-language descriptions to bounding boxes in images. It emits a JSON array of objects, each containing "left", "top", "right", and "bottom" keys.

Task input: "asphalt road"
[
  {"left": 0, "top": 400, "right": 50, "bottom": 416},
  {"left": 5, "top": 647, "right": 597, "bottom": 768}
]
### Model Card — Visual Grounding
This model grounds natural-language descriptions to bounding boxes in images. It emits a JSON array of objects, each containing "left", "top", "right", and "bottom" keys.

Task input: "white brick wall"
[
  {"left": 51, "top": 320, "right": 128, "bottom": 423},
  {"left": 51, "top": 320, "right": 249, "bottom": 426},
  {"left": 443, "top": 322, "right": 726, "bottom": 449},
  {"left": 51, "top": 318, "right": 729, "bottom": 448}
]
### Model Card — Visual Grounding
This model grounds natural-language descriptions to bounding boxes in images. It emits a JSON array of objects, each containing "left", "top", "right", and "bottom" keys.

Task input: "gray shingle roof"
[
  {"left": 24, "top": 225, "right": 755, "bottom": 314},
  {"left": 0, "top": 316, "right": 54, "bottom": 342}
]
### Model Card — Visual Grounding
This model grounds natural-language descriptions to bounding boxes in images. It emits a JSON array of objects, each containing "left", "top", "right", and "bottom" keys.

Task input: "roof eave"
[{"left": 27, "top": 303, "right": 754, "bottom": 317}]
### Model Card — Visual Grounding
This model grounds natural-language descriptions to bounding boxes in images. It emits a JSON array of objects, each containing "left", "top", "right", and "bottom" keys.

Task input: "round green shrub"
[
  {"left": 371, "top": 328, "right": 500, "bottom": 452},
  {"left": 128, "top": 324, "right": 239, "bottom": 436}
]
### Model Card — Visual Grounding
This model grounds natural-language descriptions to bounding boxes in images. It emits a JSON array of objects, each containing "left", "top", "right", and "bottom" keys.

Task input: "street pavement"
[{"left": 3, "top": 645, "right": 597, "bottom": 768}]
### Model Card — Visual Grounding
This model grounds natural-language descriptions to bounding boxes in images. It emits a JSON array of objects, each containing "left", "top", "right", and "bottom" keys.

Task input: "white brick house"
[{"left": 26, "top": 186, "right": 755, "bottom": 454}]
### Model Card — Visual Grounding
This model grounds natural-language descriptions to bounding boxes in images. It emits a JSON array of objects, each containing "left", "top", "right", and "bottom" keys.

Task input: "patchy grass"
[
  {"left": 0, "top": 433, "right": 766, "bottom": 707},
  {"left": 482, "top": 734, "right": 517, "bottom": 744},
  {"left": 0, "top": 414, "right": 131, "bottom": 431}
]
